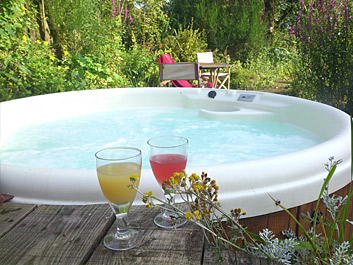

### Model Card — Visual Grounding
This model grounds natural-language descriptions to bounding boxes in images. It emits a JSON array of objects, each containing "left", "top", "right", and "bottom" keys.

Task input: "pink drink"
[{"left": 150, "top": 154, "right": 187, "bottom": 185}]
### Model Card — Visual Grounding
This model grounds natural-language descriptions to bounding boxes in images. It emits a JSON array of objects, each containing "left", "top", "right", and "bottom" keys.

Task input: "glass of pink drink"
[
  {"left": 147, "top": 136, "right": 188, "bottom": 228},
  {"left": 95, "top": 147, "right": 143, "bottom": 250}
]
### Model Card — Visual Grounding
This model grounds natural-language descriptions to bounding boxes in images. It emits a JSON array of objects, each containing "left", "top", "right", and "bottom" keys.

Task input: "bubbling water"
[{"left": 0, "top": 108, "right": 322, "bottom": 170}]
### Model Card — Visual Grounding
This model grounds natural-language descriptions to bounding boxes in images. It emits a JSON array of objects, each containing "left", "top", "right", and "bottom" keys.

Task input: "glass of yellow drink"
[{"left": 95, "top": 147, "right": 142, "bottom": 251}]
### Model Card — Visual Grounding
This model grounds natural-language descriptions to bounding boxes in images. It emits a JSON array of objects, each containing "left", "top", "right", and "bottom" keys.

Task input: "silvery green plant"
[
  {"left": 263, "top": 156, "right": 353, "bottom": 264},
  {"left": 250, "top": 228, "right": 298, "bottom": 265}
]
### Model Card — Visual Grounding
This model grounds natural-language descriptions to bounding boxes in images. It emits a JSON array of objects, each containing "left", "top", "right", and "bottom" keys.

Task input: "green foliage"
[
  {"left": 0, "top": 0, "right": 129, "bottom": 102},
  {"left": 162, "top": 22, "right": 208, "bottom": 62},
  {"left": 230, "top": 47, "right": 293, "bottom": 91},
  {"left": 130, "top": 0, "right": 170, "bottom": 46},
  {"left": 290, "top": 0, "right": 353, "bottom": 115},
  {"left": 120, "top": 44, "right": 161, "bottom": 87},
  {"left": 166, "top": 0, "right": 268, "bottom": 61},
  {"left": 45, "top": 0, "right": 112, "bottom": 56},
  {"left": 195, "top": 0, "right": 268, "bottom": 61}
]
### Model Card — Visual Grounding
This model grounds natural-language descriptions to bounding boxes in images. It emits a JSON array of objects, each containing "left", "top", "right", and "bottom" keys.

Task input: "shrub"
[
  {"left": 290, "top": 0, "right": 353, "bottom": 115},
  {"left": 195, "top": 0, "right": 268, "bottom": 61},
  {"left": 120, "top": 44, "right": 161, "bottom": 87},
  {"left": 162, "top": 22, "right": 208, "bottom": 63},
  {"left": 230, "top": 47, "right": 294, "bottom": 91}
]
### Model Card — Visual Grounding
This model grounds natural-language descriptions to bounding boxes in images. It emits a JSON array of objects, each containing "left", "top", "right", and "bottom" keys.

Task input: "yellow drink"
[{"left": 97, "top": 162, "right": 141, "bottom": 206}]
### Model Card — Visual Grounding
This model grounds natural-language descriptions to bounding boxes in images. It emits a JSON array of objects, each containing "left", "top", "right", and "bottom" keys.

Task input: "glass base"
[
  {"left": 103, "top": 229, "right": 142, "bottom": 251},
  {"left": 154, "top": 211, "right": 187, "bottom": 229}
]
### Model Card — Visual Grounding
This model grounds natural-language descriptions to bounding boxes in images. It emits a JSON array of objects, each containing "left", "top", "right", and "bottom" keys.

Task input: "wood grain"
[
  {"left": 0, "top": 204, "right": 113, "bottom": 265},
  {"left": 0, "top": 203, "right": 37, "bottom": 238}
]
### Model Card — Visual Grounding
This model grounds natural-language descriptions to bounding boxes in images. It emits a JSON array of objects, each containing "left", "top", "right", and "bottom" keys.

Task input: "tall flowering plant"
[{"left": 289, "top": 0, "right": 353, "bottom": 114}]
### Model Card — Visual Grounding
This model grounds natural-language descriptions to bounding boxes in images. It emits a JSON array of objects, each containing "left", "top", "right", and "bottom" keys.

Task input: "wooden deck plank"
[
  {"left": 0, "top": 204, "right": 113, "bottom": 265},
  {"left": 87, "top": 204, "right": 204, "bottom": 264},
  {"left": 0, "top": 202, "right": 291, "bottom": 264},
  {"left": 0, "top": 202, "right": 37, "bottom": 238},
  {"left": 202, "top": 241, "right": 282, "bottom": 265}
]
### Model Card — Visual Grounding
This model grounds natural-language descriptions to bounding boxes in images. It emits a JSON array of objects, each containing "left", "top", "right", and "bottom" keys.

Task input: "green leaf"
[
  {"left": 18, "top": 64, "right": 32, "bottom": 75},
  {"left": 3, "top": 72, "right": 19, "bottom": 82}
]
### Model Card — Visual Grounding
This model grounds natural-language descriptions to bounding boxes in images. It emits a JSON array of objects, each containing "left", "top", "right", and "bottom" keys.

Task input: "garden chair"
[
  {"left": 197, "top": 52, "right": 230, "bottom": 89},
  {"left": 157, "top": 54, "right": 214, "bottom": 88}
]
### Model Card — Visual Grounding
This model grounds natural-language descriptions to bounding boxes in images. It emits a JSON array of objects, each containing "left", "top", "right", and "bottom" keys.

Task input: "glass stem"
[{"left": 115, "top": 213, "right": 130, "bottom": 239}]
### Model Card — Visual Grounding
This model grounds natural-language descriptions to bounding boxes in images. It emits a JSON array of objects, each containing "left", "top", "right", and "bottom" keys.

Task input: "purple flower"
[
  {"left": 344, "top": 3, "right": 349, "bottom": 26},
  {"left": 111, "top": 6, "right": 115, "bottom": 17},
  {"left": 329, "top": 0, "right": 335, "bottom": 10},
  {"left": 332, "top": 13, "right": 337, "bottom": 29},
  {"left": 293, "top": 25, "right": 297, "bottom": 36},
  {"left": 111, "top": 0, "right": 114, "bottom": 4},
  {"left": 128, "top": 15, "right": 133, "bottom": 25},
  {"left": 118, "top": 5, "right": 121, "bottom": 15},
  {"left": 261, "top": 6, "right": 266, "bottom": 21},
  {"left": 297, "top": 11, "right": 302, "bottom": 25},
  {"left": 125, "top": 7, "right": 128, "bottom": 19}
]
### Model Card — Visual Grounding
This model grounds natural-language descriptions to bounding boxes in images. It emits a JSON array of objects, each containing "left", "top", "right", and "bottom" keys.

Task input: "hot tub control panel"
[{"left": 237, "top": 94, "right": 256, "bottom": 102}]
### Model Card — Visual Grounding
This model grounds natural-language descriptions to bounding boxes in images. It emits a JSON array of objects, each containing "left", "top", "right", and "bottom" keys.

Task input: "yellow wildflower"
[
  {"left": 9, "top": 82, "right": 13, "bottom": 86},
  {"left": 129, "top": 175, "right": 139, "bottom": 182},
  {"left": 185, "top": 211, "right": 195, "bottom": 220},
  {"left": 22, "top": 7, "right": 27, "bottom": 11},
  {"left": 64, "top": 50, "right": 69, "bottom": 55},
  {"left": 36, "top": 40, "right": 41, "bottom": 44},
  {"left": 188, "top": 173, "right": 200, "bottom": 182},
  {"left": 185, "top": 211, "right": 192, "bottom": 219},
  {"left": 49, "top": 56, "right": 55, "bottom": 61},
  {"left": 58, "top": 66, "right": 61, "bottom": 69},
  {"left": 192, "top": 183, "right": 204, "bottom": 192},
  {"left": 65, "top": 66, "right": 70, "bottom": 70},
  {"left": 43, "top": 41, "right": 48, "bottom": 45}
]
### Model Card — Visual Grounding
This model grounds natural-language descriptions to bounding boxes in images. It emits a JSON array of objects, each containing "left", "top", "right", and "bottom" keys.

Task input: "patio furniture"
[
  {"left": 197, "top": 52, "right": 232, "bottom": 89},
  {"left": 158, "top": 54, "right": 214, "bottom": 88}
]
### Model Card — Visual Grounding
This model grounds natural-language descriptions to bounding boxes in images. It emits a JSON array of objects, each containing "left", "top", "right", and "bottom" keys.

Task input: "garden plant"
[{"left": 1, "top": 0, "right": 352, "bottom": 116}]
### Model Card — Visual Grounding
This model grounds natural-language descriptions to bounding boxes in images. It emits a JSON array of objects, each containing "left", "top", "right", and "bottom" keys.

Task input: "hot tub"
[{"left": 0, "top": 87, "right": 351, "bottom": 219}]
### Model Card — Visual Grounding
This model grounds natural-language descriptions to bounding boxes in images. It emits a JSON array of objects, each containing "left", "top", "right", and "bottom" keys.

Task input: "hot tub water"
[{"left": 0, "top": 107, "right": 321, "bottom": 170}]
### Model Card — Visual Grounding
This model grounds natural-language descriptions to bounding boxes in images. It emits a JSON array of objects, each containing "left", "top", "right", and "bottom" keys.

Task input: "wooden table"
[
  {"left": 0, "top": 202, "right": 281, "bottom": 264},
  {"left": 199, "top": 63, "right": 232, "bottom": 89}
]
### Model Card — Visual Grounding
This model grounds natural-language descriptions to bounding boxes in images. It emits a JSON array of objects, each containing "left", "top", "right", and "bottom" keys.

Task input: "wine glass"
[
  {"left": 95, "top": 147, "right": 143, "bottom": 251},
  {"left": 147, "top": 136, "right": 188, "bottom": 228}
]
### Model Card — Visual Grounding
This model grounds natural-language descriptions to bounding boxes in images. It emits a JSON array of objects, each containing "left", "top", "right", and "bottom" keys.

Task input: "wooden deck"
[{"left": 0, "top": 202, "right": 282, "bottom": 265}]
